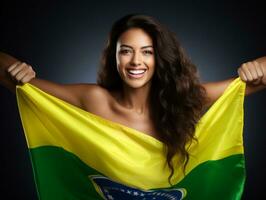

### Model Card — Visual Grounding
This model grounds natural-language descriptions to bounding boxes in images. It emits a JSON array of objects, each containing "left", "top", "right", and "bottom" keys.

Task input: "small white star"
[
  {"left": 107, "top": 194, "right": 114, "bottom": 200},
  {"left": 126, "top": 190, "right": 132, "bottom": 194},
  {"left": 133, "top": 191, "right": 139, "bottom": 196}
]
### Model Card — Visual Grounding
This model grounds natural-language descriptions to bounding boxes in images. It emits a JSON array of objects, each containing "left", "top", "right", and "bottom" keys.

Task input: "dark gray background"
[{"left": 1, "top": 0, "right": 265, "bottom": 199}]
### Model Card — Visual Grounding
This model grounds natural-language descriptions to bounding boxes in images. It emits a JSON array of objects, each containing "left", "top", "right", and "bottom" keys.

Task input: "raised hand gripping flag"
[{"left": 16, "top": 77, "right": 246, "bottom": 200}]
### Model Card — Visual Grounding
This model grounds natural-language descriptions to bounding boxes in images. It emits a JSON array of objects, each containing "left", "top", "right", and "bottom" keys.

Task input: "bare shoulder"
[
  {"left": 81, "top": 83, "right": 110, "bottom": 103},
  {"left": 80, "top": 83, "right": 113, "bottom": 114}
]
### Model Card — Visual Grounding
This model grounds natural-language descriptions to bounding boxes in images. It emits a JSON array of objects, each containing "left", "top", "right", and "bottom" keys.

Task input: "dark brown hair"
[{"left": 97, "top": 14, "right": 206, "bottom": 184}]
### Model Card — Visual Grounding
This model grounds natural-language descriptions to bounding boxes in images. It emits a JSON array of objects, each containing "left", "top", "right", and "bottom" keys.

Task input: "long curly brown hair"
[{"left": 97, "top": 14, "right": 207, "bottom": 185}]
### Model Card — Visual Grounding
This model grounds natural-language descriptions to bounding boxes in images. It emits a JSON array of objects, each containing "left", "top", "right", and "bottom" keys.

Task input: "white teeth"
[{"left": 127, "top": 69, "right": 146, "bottom": 74}]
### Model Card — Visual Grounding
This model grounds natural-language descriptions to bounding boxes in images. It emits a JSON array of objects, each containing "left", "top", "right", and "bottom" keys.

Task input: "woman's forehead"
[{"left": 117, "top": 28, "right": 153, "bottom": 48}]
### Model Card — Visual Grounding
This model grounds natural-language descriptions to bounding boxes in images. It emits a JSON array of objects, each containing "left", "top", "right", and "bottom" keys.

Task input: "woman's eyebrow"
[{"left": 120, "top": 44, "right": 153, "bottom": 49}]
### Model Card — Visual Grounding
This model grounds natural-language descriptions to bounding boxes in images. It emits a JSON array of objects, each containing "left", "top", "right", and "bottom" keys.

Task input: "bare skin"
[{"left": 1, "top": 29, "right": 266, "bottom": 140}]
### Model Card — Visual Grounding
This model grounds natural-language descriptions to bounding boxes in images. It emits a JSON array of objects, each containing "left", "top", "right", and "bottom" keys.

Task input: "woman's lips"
[{"left": 126, "top": 69, "right": 147, "bottom": 79}]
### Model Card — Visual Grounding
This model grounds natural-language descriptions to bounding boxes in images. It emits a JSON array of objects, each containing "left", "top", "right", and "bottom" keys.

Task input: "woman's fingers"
[
  {"left": 9, "top": 62, "right": 27, "bottom": 77},
  {"left": 254, "top": 61, "right": 264, "bottom": 77},
  {"left": 21, "top": 72, "right": 35, "bottom": 83},
  {"left": 238, "top": 68, "right": 247, "bottom": 81},
  {"left": 6, "top": 62, "right": 36, "bottom": 84},
  {"left": 253, "top": 61, "right": 264, "bottom": 84},
  {"left": 7, "top": 61, "right": 21, "bottom": 72},
  {"left": 238, "top": 61, "right": 264, "bottom": 85},
  {"left": 242, "top": 62, "right": 255, "bottom": 81},
  {"left": 15, "top": 67, "right": 29, "bottom": 81}
]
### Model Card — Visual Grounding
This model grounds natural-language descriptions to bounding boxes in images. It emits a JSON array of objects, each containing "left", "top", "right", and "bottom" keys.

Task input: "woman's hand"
[
  {"left": 237, "top": 60, "right": 266, "bottom": 85},
  {"left": 7, "top": 61, "right": 36, "bottom": 84}
]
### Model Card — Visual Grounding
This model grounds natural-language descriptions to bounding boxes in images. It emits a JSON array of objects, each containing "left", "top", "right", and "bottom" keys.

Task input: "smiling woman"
[
  {"left": 115, "top": 28, "right": 155, "bottom": 87},
  {"left": 96, "top": 14, "right": 207, "bottom": 185},
  {"left": 0, "top": 13, "right": 266, "bottom": 200}
]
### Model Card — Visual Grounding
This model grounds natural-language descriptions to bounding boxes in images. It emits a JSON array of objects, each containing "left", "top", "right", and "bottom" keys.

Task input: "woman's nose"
[{"left": 130, "top": 52, "right": 142, "bottom": 66}]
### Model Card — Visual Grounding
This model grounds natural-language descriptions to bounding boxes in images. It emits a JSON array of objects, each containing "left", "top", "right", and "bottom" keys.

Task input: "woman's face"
[{"left": 116, "top": 28, "right": 155, "bottom": 89}]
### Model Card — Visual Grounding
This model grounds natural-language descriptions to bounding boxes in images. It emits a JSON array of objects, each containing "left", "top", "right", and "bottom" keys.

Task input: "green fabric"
[{"left": 30, "top": 146, "right": 245, "bottom": 200}]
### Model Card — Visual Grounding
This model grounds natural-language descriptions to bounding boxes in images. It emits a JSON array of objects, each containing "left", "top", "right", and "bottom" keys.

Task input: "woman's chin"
[{"left": 124, "top": 80, "right": 151, "bottom": 89}]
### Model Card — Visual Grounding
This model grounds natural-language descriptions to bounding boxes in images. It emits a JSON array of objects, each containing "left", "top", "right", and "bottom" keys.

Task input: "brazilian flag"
[{"left": 16, "top": 77, "right": 246, "bottom": 200}]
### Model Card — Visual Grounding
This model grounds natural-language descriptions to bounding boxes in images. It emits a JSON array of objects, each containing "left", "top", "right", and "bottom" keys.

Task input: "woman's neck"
[{"left": 118, "top": 83, "right": 152, "bottom": 115}]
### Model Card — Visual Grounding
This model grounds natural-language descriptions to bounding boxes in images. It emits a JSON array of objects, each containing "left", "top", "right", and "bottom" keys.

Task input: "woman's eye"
[
  {"left": 143, "top": 50, "right": 153, "bottom": 55},
  {"left": 120, "top": 49, "right": 131, "bottom": 54}
]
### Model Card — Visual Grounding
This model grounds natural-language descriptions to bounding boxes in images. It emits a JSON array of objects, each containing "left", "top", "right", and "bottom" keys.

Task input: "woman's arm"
[
  {"left": 0, "top": 52, "right": 106, "bottom": 110},
  {"left": 0, "top": 52, "right": 26, "bottom": 92},
  {"left": 203, "top": 56, "right": 266, "bottom": 107}
]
